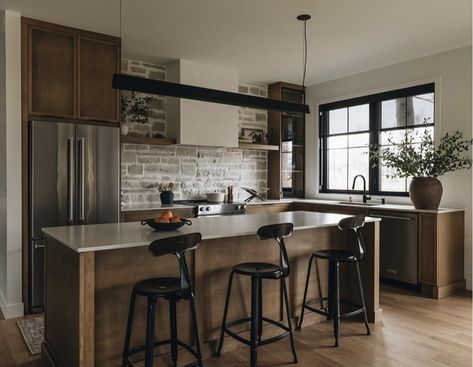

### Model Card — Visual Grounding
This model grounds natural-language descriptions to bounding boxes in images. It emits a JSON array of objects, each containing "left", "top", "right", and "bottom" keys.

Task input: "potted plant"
[
  {"left": 120, "top": 91, "right": 156, "bottom": 135},
  {"left": 369, "top": 126, "right": 472, "bottom": 210}
]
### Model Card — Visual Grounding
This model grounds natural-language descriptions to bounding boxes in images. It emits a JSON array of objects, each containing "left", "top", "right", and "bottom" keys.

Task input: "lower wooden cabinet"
[
  {"left": 246, "top": 203, "right": 292, "bottom": 214},
  {"left": 252, "top": 202, "right": 465, "bottom": 299}
]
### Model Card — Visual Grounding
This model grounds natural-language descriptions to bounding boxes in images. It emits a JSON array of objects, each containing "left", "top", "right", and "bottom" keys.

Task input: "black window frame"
[{"left": 319, "top": 83, "right": 435, "bottom": 197}]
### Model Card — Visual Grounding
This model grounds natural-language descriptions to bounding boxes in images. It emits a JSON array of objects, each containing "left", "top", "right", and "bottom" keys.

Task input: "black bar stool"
[
  {"left": 216, "top": 223, "right": 298, "bottom": 367},
  {"left": 122, "top": 233, "right": 203, "bottom": 367},
  {"left": 297, "top": 215, "right": 370, "bottom": 347}
]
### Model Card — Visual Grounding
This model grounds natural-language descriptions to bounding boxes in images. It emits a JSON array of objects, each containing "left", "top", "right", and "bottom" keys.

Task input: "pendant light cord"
[{"left": 302, "top": 19, "right": 308, "bottom": 89}]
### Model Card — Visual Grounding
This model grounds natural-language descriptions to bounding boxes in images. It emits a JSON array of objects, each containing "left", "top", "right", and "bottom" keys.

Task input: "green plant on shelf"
[{"left": 121, "top": 91, "right": 156, "bottom": 124}]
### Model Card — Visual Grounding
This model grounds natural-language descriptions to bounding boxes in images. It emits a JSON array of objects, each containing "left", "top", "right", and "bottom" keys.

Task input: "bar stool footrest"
[
  {"left": 125, "top": 338, "right": 201, "bottom": 366},
  {"left": 222, "top": 316, "right": 292, "bottom": 347}
]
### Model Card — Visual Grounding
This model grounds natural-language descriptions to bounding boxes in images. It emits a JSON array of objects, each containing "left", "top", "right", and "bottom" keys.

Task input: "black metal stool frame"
[
  {"left": 216, "top": 223, "right": 298, "bottom": 367},
  {"left": 297, "top": 215, "right": 371, "bottom": 347},
  {"left": 122, "top": 233, "right": 203, "bottom": 367}
]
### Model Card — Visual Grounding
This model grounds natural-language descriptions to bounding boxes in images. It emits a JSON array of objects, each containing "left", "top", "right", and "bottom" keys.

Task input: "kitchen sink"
[{"left": 338, "top": 201, "right": 380, "bottom": 206}]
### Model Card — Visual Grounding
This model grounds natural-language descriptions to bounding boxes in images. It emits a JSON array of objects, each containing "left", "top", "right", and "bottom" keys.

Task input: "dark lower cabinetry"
[{"left": 291, "top": 202, "right": 465, "bottom": 299}]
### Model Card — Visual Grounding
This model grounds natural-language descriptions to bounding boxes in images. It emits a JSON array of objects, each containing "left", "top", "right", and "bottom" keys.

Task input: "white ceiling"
[{"left": 1, "top": 0, "right": 471, "bottom": 85}]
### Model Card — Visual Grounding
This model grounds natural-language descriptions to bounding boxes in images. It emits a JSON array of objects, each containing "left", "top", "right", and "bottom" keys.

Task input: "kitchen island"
[{"left": 42, "top": 211, "right": 381, "bottom": 367}]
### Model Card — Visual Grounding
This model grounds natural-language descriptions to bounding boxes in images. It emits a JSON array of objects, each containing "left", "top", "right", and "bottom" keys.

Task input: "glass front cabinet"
[{"left": 268, "top": 83, "right": 305, "bottom": 199}]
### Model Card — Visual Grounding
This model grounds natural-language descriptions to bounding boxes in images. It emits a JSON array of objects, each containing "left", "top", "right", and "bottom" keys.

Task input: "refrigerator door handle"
[
  {"left": 67, "top": 137, "right": 75, "bottom": 224},
  {"left": 77, "top": 137, "right": 86, "bottom": 224}
]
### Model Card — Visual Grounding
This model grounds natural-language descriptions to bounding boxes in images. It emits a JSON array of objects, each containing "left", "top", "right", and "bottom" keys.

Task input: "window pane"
[
  {"left": 329, "top": 108, "right": 347, "bottom": 134},
  {"left": 348, "top": 147, "right": 370, "bottom": 190},
  {"left": 327, "top": 135, "right": 348, "bottom": 149},
  {"left": 349, "top": 104, "right": 369, "bottom": 132},
  {"left": 408, "top": 126, "right": 434, "bottom": 143},
  {"left": 380, "top": 164, "right": 406, "bottom": 192},
  {"left": 328, "top": 149, "right": 348, "bottom": 190},
  {"left": 348, "top": 133, "right": 369, "bottom": 148},
  {"left": 380, "top": 130, "right": 406, "bottom": 146},
  {"left": 382, "top": 98, "right": 406, "bottom": 128},
  {"left": 407, "top": 93, "right": 434, "bottom": 126}
]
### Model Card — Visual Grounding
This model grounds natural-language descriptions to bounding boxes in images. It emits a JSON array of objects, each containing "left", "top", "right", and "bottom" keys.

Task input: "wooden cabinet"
[
  {"left": 78, "top": 37, "right": 120, "bottom": 122},
  {"left": 419, "top": 211, "right": 465, "bottom": 298},
  {"left": 121, "top": 208, "right": 195, "bottom": 223},
  {"left": 23, "top": 18, "right": 120, "bottom": 123},
  {"left": 249, "top": 201, "right": 465, "bottom": 299},
  {"left": 29, "top": 26, "right": 76, "bottom": 118},
  {"left": 246, "top": 203, "right": 292, "bottom": 214},
  {"left": 267, "top": 82, "right": 305, "bottom": 199}
]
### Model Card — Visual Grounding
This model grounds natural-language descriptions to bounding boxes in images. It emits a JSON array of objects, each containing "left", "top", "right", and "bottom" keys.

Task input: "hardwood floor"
[{"left": 0, "top": 285, "right": 471, "bottom": 367}]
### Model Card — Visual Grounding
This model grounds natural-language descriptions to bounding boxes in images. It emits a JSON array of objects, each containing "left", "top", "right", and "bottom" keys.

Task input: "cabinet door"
[
  {"left": 29, "top": 26, "right": 76, "bottom": 117},
  {"left": 78, "top": 37, "right": 120, "bottom": 122}
]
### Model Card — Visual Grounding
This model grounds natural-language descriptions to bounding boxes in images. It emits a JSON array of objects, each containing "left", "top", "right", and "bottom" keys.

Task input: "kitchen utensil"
[
  {"left": 141, "top": 218, "right": 192, "bottom": 231},
  {"left": 242, "top": 187, "right": 270, "bottom": 203},
  {"left": 207, "top": 192, "right": 225, "bottom": 203}
]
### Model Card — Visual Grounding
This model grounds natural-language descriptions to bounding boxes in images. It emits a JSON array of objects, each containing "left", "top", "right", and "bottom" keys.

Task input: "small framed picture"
[{"left": 240, "top": 128, "right": 265, "bottom": 144}]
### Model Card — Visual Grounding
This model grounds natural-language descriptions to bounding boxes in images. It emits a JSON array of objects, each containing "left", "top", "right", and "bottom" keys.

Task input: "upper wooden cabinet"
[
  {"left": 23, "top": 18, "right": 120, "bottom": 123},
  {"left": 29, "top": 26, "right": 76, "bottom": 118},
  {"left": 78, "top": 37, "right": 120, "bottom": 122}
]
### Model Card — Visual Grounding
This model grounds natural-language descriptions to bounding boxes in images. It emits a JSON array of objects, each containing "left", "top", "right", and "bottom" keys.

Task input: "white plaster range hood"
[{"left": 166, "top": 60, "right": 239, "bottom": 148}]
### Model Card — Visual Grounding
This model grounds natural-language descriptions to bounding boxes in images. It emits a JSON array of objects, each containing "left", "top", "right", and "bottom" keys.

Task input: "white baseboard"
[
  {"left": 0, "top": 289, "right": 24, "bottom": 319},
  {"left": 466, "top": 278, "right": 472, "bottom": 291}
]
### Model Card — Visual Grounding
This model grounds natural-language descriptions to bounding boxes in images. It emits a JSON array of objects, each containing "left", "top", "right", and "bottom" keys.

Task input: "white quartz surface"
[
  {"left": 248, "top": 198, "right": 463, "bottom": 214},
  {"left": 122, "top": 198, "right": 463, "bottom": 214},
  {"left": 43, "top": 211, "right": 380, "bottom": 253}
]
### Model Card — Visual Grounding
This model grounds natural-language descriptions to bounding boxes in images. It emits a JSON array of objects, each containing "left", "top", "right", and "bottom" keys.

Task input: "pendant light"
[
  {"left": 112, "top": 6, "right": 310, "bottom": 114},
  {"left": 297, "top": 14, "right": 311, "bottom": 94}
]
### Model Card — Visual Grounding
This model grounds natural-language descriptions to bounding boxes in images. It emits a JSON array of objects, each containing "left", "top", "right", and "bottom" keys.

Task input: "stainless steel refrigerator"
[{"left": 29, "top": 120, "right": 120, "bottom": 312}]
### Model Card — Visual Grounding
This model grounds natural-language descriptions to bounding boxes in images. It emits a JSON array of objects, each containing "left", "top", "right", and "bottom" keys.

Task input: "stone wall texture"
[{"left": 121, "top": 59, "right": 268, "bottom": 204}]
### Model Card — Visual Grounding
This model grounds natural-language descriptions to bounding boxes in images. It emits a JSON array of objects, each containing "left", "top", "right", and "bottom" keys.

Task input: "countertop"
[
  {"left": 121, "top": 198, "right": 463, "bottom": 214},
  {"left": 43, "top": 211, "right": 380, "bottom": 253}
]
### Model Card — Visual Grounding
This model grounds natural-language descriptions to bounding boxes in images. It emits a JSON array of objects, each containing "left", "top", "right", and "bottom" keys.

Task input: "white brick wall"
[{"left": 121, "top": 59, "right": 269, "bottom": 204}]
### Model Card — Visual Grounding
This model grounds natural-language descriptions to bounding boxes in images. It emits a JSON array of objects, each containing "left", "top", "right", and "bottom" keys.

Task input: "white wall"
[
  {"left": 0, "top": 10, "right": 23, "bottom": 318},
  {"left": 305, "top": 46, "right": 472, "bottom": 289}
]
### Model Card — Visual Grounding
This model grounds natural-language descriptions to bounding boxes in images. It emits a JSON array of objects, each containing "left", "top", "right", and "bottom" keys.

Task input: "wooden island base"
[{"left": 43, "top": 221, "right": 380, "bottom": 367}]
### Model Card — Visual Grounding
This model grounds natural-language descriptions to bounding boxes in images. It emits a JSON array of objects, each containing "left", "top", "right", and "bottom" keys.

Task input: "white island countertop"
[{"left": 43, "top": 211, "right": 380, "bottom": 253}]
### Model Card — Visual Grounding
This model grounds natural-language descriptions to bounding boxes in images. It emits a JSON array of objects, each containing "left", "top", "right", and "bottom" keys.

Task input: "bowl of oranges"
[{"left": 141, "top": 210, "right": 192, "bottom": 231}]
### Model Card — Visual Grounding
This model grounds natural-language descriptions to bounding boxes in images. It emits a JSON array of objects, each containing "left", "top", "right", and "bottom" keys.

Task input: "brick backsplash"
[{"left": 121, "top": 59, "right": 269, "bottom": 205}]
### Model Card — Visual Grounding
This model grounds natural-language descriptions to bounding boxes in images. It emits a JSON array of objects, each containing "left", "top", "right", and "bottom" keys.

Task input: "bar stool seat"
[
  {"left": 133, "top": 277, "right": 182, "bottom": 297},
  {"left": 234, "top": 262, "right": 282, "bottom": 277},
  {"left": 313, "top": 249, "right": 356, "bottom": 262}
]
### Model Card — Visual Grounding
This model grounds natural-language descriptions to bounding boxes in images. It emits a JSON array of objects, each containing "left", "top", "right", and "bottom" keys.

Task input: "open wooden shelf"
[
  {"left": 121, "top": 135, "right": 176, "bottom": 145},
  {"left": 238, "top": 142, "right": 279, "bottom": 151}
]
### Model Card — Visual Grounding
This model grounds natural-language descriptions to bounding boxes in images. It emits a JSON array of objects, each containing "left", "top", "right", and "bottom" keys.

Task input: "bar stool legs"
[
  {"left": 216, "top": 271, "right": 234, "bottom": 356},
  {"left": 282, "top": 279, "right": 298, "bottom": 363},
  {"left": 169, "top": 299, "right": 178, "bottom": 367},
  {"left": 356, "top": 262, "right": 371, "bottom": 335},
  {"left": 250, "top": 277, "right": 259, "bottom": 367},
  {"left": 123, "top": 292, "right": 137, "bottom": 367},
  {"left": 217, "top": 271, "right": 298, "bottom": 366},
  {"left": 332, "top": 261, "right": 340, "bottom": 347},
  {"left": 145, "top": 297, "right": 157, "bottom": 367},
  {"left": 298, "top": 256, "right": 371, "bottom": 347}
]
